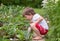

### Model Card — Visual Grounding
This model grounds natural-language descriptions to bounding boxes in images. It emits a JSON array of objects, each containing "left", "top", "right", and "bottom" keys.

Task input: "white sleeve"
[
  {"left": 34, "top": 14, "right": 41, "bottom": 20},
  {"left": 32, "top": 14, "right": 41, "bottom": 22}
]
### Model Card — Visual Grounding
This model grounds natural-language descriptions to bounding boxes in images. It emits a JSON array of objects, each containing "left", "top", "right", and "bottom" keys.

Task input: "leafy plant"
[
  {"left": 0, "top": 4, "right": 30, "bottom": 41},
  {"left": 44, "top": 0, "right": 60, "bottom": 41}
]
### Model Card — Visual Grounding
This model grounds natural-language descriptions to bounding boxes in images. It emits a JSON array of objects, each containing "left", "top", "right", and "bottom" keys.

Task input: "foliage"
[
  {"left": 0, "top": 4, "right": 30, "bottom": 41},
  {"left": 0, "top": 0, "right": 42, "bottom": 8},
  {"left": 44, "top": 0, "right": 60, "bottom": 41}
]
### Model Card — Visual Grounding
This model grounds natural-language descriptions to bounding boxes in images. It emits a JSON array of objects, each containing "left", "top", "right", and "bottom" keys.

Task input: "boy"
[{"left": 23, "top": 7, "right": 49, "bottom": 40}]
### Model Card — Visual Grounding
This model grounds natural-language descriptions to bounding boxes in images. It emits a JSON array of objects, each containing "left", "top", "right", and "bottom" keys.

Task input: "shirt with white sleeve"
[{"left": 32, "top": 14, "right": 49, "bottom": 30}]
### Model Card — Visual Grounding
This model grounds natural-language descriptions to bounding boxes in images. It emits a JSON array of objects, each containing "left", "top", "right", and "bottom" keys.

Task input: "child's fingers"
[{"left": 30, "top": 23, "right": 35, "bottom": 27}]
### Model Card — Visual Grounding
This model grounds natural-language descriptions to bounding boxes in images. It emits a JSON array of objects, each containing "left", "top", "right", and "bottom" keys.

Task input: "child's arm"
[
  {"left": 30, "top": 15, "right": 44, "bottom": 25},
  {"left": 30, "top": 16, "right": 43, "bottom": 27},
  {"left": 35, "top": 16, "right": 44, "bottom": 24}
]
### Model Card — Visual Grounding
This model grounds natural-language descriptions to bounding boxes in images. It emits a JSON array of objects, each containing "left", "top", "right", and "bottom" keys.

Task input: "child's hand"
[{"left": 30, "top": 22, "right": 36, "bottom": 27}]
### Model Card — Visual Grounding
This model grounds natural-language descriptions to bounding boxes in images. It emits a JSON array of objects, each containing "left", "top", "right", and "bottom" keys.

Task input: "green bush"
[
  {"left": 44, "top": 0, "right": 60, "bottom": 41},
  {"left": 0, "top": 0, "right": 42, "bottom": 8},
  {"left": 0, "top": 4, "right": 30, "bottom": 41}
]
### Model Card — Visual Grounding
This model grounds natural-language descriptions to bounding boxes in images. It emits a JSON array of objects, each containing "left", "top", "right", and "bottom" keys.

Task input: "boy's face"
[{"left": 25, "top": 15, "right": 33, "bottom": 20}]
